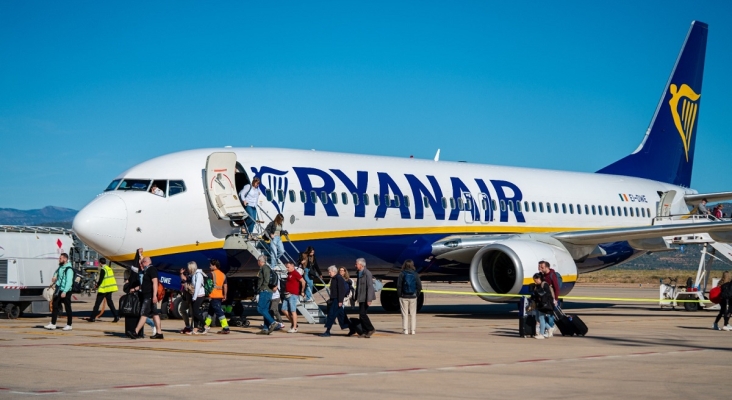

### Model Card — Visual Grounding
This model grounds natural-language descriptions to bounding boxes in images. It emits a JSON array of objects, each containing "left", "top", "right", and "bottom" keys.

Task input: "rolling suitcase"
[
  {"left": 348, "top": 317, "right": 364, "bottom": 336},
  {"left": 520, "top": 315, "right": 537, "bottom": 338},
  {"left": 554, "top": 307, "right": 588, "bottom": 336}
]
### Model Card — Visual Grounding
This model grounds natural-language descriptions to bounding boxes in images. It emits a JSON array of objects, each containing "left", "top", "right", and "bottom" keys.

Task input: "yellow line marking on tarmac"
[{"left": 72, "top": 344, "right": 321, "bottom": 360}]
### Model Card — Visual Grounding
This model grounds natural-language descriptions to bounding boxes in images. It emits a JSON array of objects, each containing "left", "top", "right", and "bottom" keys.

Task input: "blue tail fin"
[{"left": 597, "top": 21, "right": 707, "bottom": 188}]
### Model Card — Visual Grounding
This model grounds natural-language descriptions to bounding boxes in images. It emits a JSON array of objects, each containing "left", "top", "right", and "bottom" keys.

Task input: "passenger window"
[
  {"left": 492, "top": 200, "right": 497, "bottom": 211},
  {"left": 424, "top": 196, "right": 430, "bottom": 208},
  {"left": 554, "top": 203, "right": 559, "bottom": 213},
  {"left": 523, "top": 201, "right": 528, "bottom": 212},
  {"left": 592, "top": 205, "right": 596, "bottom": 215},
  {"left": 310, "top": 191, "right": 318, "bottom": 204},
  {"left": 404, "top": 195, "right": 410, "bottom": 208},
  {"left": 394, "top": 195, "right": 401, "bottom": 207},
  {"left": 641, "top": 208, "right": 646, "bottom": 218},
  {"left": 450, "top": 198, "right": 456, "bottom": 210},
  {"left": 532, "top": 202, "right": 537, "bottom": 212},
  {"left": 353, "top": 193, "right": 359, "bottom": 205},
  {"left": 569, "top": 204, "right": 574, "bottom": 214},
  {"left": 277, "top": 190, "right": 284, "bottom": 203},
  {"left": 546, "top": 203, "right": 552, "bottom": 213},
  {"left": 266, "top": 189, "right": 273, "bottom": 202},
  {"left": 300, "top": 190, "right": 306, "bottom": 203},
  {"left": 363, "top": 193, "right": 369, "bottom": 206},
  {"left": 168, "top": 180, "right": 186, "bottom": 196},
  {"left": 630, "top": 207, "right": 634, "bottom": 217},
  {"left": 342, "top": 192, "right": 348, "bottom": 205},
  {"left": 576, "top": 204, "right": 581, "bottom": 215},
  {"left": 441, "top": 197, "right": 448, "bottom": 209},
  {"left": 539, "top": 202, "right": 544, "bottom": 213},
  {"left": 562, "top": 203, "right": 567, "bottom": 214},
  {"left": 384, "top": 194, "right": 391, "bottom": 206},
  {"left": 289, "top": 190, "right": 296, "bottom": 203},
  {"left": 319, "top": 191, "right": 328, "bottom": 204},
  {"left": 373, "top": 194, "right": 380, "bottom": 206},
  {"left": 105, "top": 179, "right": 121, "bottom": 192},
  {"left": 623, "top": 207, "right": 628, "bottom": 216},
  {"left": 508, "top": 200, "right": 514, "bottom": 212},
  {"left": 647, "top": 208, "right": 651, "bottom": 218},
  {"left": 605, "top": 206, "right": 609, "bottom": 215},
  {"left": 457, "top": 198, "right": 463, "bottom": 210},
  {"left": 500, "top": 200, "right": 506, "bottom": 212},
  {"left": 635, "top": 207, "right": 640, "bottom": 217},
  {"left": 482, "top": 199, "right": 488, "bottom": 210},
  {"left": 598, "top": 206, "right": 603, "bottom": 216},
  {"left": 330, "top": 192, "right": 338, "bottom": 204},
  {"left": 611, "top": 207, "right": 616, "bottom": 216}
]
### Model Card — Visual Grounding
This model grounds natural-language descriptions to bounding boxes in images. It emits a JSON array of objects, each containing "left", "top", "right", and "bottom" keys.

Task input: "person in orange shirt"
[{"left": 201, "top": 259, "right": 230, "bottom": 334}]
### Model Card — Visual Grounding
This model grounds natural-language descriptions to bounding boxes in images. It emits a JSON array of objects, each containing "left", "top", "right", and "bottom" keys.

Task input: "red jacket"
[{"left": 543, "top": 269, "right": 560, "bottom": 300}]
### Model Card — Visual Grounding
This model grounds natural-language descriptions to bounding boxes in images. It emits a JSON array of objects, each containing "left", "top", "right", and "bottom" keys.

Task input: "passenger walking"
[
  {"left": 256, "top": 255, "right": 280, "bottom": 335},
  {"left": 201, "top": 260, "right": 230, "bottom": 334},
  {"left": 298, "top": 253, "right": 312, "bottom": 301},
  {"left": 339, "top": 266, "right": 354, "bottom": 306},
  {"left": 538, "top": 261, "right": 559, "bottom": 334},
  {"left": 282, "top": 261, "right": 306, "bottom": 333},
  {"left": 88, "top": 257, "right": 119, "bottom": 323},
  {"left": 238, "top": 177, "right": 262, "bottom": 237},
  {"left": 178, "top": 266, "right": 195, "bottom": 334},
  {"left": 264, "top": 213, "right": 288, "bottom": 263},
  {"left": 304, "top": 246, "right": 323, "bottom": 301},
  {"left": 320, "top": 266, "right": 349, "bottom": 337},
  {"left": 130, "top": 257, "right": 164, "bottom": 339},
  {"left": 122, "top": 269, "right": 144, "bottom": 339},
  {"left": 530, "top": 273, "right": 556, "bottom": 339},
  {"left": 713, "top": 271, "right": 731, "bottom": 331},
  {"left": 270, "top": 285, "right": 284, "bottom": 329},
  {"left": 189, "top": 262, "right": 207, "bottom": 334},
  {"left": 45, "top": 253, "right": 74, "bottom": 331},
  {"left": 355, "top": 258, "right": 376, "bottom": 338},
  {"left": 396, "top": 259, "right": 422, "bottom": 335}
]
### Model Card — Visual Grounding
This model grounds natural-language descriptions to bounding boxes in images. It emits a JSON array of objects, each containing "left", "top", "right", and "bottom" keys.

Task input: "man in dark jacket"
[
  {"left": 355, "top": 258, "right": 376, "bottom": 338},
  {"left": 256, "top": 255, "right": 279, "bottom": 335},
  {"left": 319, "top": 266, "right": 349, "bottom": 337},
  {"left": 130, "top": 257, "right": 164, "bottom": 339}
]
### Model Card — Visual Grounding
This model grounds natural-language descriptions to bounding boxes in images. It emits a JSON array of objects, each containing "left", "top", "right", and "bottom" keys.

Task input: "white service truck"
[{"left": 0, "top": 225, "right": 94, "bottom": 319}]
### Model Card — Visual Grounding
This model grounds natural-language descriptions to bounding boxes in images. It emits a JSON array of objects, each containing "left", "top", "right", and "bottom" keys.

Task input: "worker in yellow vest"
[{"left": 88, "top": 258, "right": 119, "bottom": 323}]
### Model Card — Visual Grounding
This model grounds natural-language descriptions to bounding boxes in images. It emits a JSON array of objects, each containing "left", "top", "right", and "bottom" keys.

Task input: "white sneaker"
[
  {"left": 152, "top": 326, "right": 157, "bottom": 336},
  {"left": 410, "top": 331, "right": 416, "bottom": 335},
  {"left": 287, "top": 328, "right": 298, "bottom": 333},
  {"left": 534, "top": 335, "right": 545, "bottom": 340},
  {"left": 403, "top": 330, "right": 409, "bottom": 335},
  {"left": 547, "top": 328, "right": 553, "bottom": 337},
  {"left": 723, "top": 325, "right": 732, "bottom": 331},
  {"left": 62, "top": 325, "right": 72, "bottom": 331},
  {"left": 44, "top": 324, "right": 56, "bottom": 330}
]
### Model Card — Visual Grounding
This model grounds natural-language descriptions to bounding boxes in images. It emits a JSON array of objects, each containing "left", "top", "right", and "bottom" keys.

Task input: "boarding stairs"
[{"left": 222, "top": 206, "right": 328, "bottom": 324}]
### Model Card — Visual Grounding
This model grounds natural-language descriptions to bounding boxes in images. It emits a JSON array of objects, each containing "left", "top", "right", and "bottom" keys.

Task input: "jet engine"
[{"left": 469, "top": 238, "right": 577, "bottom": 302}]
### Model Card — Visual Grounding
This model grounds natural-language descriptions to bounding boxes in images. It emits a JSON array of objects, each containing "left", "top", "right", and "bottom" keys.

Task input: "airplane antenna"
[{"left": 434, "top": 149, "right": 440, "bottom": 162}]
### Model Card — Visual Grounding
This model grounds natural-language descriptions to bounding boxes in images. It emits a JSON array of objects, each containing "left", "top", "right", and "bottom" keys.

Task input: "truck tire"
[
  {"left": 170, "top": 296, "right": 184, "bottom": 319},
  {"left": 5, "top": 303, "right": 20, "bottom": 319},
  {"left": 380, "top": 282, "right": 399, "bottom": 313},
  {"left": 684, "top": 299, "right": 699, "bottom": 311}
]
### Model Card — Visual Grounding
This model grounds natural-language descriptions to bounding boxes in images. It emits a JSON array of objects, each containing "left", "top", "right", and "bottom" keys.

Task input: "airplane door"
[
  {"left": 463, "top": 193, "right": 477, "bottom": 223},
  {"left": 657, "top": 190, "right": 677, "bottom": 218},
  {"left": 205, "top": 152, "right": 246, "bottom": 220},
  {"left": 479, "top": 193, "right": 491, "bottom": 224}
]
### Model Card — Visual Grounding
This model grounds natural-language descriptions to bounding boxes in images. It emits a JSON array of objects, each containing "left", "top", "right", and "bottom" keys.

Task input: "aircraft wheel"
[
  {"left": 417, "top": 292, "right": 424, "bottom": 312},
  {"left": 170, "top": 296, "right": 184, "bottom": 319},
  {"left": 380, "top": 282, "right": 399, "bottom": 313},
  {"left": 684, "top": 299, "right": 699, "bottom": 312},
  {"left": 5, "top": 303, "right": 20, "bottom": 319}
]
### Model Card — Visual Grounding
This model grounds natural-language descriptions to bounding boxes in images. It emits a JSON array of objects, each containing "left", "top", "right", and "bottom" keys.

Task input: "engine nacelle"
[{"left": 469, "top": 238, "right": 577, "bottom": 302}]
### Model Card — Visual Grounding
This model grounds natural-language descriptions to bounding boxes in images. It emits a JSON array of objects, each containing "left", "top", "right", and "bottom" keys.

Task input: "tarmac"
[{"left": 0, "top": 282, "right": 729, "bottom": 399}]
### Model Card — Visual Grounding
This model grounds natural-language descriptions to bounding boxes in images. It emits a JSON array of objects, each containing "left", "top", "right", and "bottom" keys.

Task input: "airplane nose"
[{"left": 73, "top": 194, "right": 128, "bottom": 256}]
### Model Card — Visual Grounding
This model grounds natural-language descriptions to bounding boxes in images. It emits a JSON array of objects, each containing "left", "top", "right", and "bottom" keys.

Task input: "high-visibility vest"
[{"left": 98, "top": 265, "right": 118, "bottom": 293}]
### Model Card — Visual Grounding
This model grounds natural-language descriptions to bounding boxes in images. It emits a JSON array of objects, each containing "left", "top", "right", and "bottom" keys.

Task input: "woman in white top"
[
  {"left": 189, "top": 262, "right": 207, "bottom": 334},
  {"left": 238, "top": 177, "right": 261, "bottom": 236}
]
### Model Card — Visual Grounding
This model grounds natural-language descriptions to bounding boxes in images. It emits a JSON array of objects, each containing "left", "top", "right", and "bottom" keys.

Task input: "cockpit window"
[
  {"left": 169, "top": 180, "right": 186, "bottom": 196},
  {"left": 117, "top": 179, "right": 151, "bottom": 191},
  {"left": 150, "top": 180, "right": 167, "bottom": 197},
  {"left": 105, "top": 179, "right": 121, "bottom": 192}
]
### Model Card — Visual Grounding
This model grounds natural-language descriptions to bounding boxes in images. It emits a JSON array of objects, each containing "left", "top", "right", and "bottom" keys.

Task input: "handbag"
[{"left": 119, "top": 293, "right": 141, "bottom": 317}]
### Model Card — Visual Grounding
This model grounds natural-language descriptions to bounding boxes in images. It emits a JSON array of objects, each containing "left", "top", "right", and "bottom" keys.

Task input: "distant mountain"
[{"left": 0, "top": 206, "right": 77, "bottom": 227}]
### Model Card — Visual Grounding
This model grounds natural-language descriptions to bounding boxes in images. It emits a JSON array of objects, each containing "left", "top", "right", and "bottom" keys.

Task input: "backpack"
[
  {"left": 402, "top": 271, "right": 417, "bottom": 295},
  {"left": 534, "top": 283, "right": 554, "bottom": 313},
  {"left": 201, "top": 271, "right": 214, "bottom": 296},
  {"left": 69, "top": 267, "right": 83, "bottom": 294},
  {"left": 268, "top": 267, "right": 279, "bottom": 289},
  {"left": 156, "top": 281, "right": 166, "bottom": 302},
  {"left": 554, "top": 271, "right": 563, "bottom": 293}
]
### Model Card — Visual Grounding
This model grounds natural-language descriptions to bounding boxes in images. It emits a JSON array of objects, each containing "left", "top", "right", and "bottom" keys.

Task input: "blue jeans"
[
  {"left": 281, "top": 294, "right": 299, "bottom": 312},
  {"left": 270, "top": 236, "right": 284, "bottom": 262},
  {"left": 244, "top": 205, "right": 257, "bottom": 234},
  {"left": 303, "top": 268, "right": 313, "bottom": 300},
  {"left": 209, "top": 299, "right": 225, "bottom": 319},
  {"left": 535, "top": 310, "right": 549, "bottom": 336},
  {"left": 257, "top": 291, "right": 275, "bottom": 327}
]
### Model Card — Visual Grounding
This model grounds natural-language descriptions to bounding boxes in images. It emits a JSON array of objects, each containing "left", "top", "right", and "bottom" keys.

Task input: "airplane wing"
[
  {"left": 552, "top": 220, "right": 732, "bottom": 246},
  {"left": 684, "top": 191, "right": 732, "bottom": 205}
]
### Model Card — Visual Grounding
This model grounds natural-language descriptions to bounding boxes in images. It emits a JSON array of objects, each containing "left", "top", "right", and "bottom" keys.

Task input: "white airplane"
[{"left": 73, "top": 21, "right": 732, "bottom": 311}]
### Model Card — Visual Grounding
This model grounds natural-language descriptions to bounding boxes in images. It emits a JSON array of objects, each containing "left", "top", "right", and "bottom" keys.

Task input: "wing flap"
[{"left": 553, "top": 221, "right": 732, "bottom": 246}]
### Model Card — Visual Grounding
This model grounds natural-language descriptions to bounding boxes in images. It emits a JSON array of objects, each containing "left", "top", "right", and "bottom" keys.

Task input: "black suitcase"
[
  {"left": 520, "top": 315, "right": 537, "bottom": 337},
  {"left": 554, "top": 308, "right": 588, "bottom": 336},
  {"left": 348, "top": 317, "right": 364, "bottom": 336},
  {"left": 124, "top": 316, "right": 144, "bottom": 338}
]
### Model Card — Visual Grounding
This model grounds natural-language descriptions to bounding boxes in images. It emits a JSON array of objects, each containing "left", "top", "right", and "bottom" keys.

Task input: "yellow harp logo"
[{"left": 668, "top": 83, "right": 701, "bottom": 162}]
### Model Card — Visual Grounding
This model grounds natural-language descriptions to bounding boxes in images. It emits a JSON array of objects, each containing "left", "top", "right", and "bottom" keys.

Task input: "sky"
[{"left": 1, "top": 1, "right": 731, "bottom": 211}]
